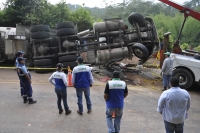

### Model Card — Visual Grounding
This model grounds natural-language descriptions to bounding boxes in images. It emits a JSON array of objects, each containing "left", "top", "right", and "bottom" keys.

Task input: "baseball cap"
[
  {"left": 18, "top": 57, "right": 26, "bottom": 62},
  {"left": 17, "top": 51, "right": 25, "bottom": 56},
  {"left": 77, "top": 57, "right": 83, "bottom": 63},
  {"left": 164, "top": 52, "right": 171, "bottom": 55},
  {"left": 113, "top": 71, "right": 120, "bottom": 78},
  {"left": 56, "top": 63, "right": 64, "bottom": 69}
]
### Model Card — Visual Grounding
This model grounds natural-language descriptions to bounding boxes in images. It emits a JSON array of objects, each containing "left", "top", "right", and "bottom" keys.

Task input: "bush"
[
  {"left": 194, "top": 45, "right": 200, "bottom": 52},
  {"left": 180, "top": 43, "right": 189, "bottom": 50}
]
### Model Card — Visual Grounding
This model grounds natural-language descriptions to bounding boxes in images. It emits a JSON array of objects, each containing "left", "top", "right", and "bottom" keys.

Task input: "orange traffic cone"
[
  {"left": 112, "top": 111, "right": 115, "bottom": 118},
  {"left": 67, "top": 66, "right": 73, "bottom": 87}
]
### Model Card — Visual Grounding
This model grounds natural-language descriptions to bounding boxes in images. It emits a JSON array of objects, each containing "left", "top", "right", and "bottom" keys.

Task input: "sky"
[
  {"left": 49, "top": 0, "right": 188, "bottom": 8},
  {"left": 0, "top": 0, "right": 189, "bottom": 9}
]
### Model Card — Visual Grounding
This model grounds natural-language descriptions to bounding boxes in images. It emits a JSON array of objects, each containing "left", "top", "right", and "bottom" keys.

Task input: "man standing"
[
  {"left": 161, "top": 52, "right": 175, "bottom": 91},
  {"left": 157, "top": 77, "right": 191, "bottom": 133},
  {"left": 72, "top": 57, "right": 94, "bottom": 115},
  {"left": 17, "top": 57, "right": 37, "bottom": 104},
  {"left": 15, "top": 51, "right": 25, "bottom": 97},
  {"left": 49, "top": 63, "right": 71, "bottom": 115},
  {"left": 104, "top": 71, "right": 128, "bottom": 133}
]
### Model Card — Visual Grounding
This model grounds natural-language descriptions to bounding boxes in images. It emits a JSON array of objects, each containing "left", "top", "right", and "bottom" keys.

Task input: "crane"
[{"left": 159, "top": 0, "right": 200, "bottom": 53}]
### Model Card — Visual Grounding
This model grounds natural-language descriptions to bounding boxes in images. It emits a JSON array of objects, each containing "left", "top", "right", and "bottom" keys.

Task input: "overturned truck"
[{"left": 0, "top": 12, "right": 159, "bottom": 72}]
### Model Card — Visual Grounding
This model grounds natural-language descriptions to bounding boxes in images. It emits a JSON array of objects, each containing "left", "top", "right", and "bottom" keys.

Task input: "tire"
[
  {"left": 30, "top": 25, "right": 50, "bottom": 32},
  {"left": 194, "top": 53, "right": 200, "bottom": 60},
  {"left": 59, "top": 55, "right": 77, "bottom": 62},
  {"left": 172, "top": 68, "right": 193, "bottom": 90},
  {"left": 34, "top": 59, "right": 52, "bottom": 66},
  {"left": 34, "top": 65, "right": 53, "bottom": 73},
  {"left": 56, "top": 22, "right": 74, "bottom": 29},
  {"left": 62, "top": 62, "right": 78, "bottom": 69},
  {"left": 56, "top": 28, "right": 75, "bottom": 37},
  {"left": 128, "top": 12, "right": 146, "bottom": 27},
  {"left": 132, "top": 43, "right": 149, "bottom": 60},
  {"left": 31, "top": 32, "right": 50, "bottom": 39}
]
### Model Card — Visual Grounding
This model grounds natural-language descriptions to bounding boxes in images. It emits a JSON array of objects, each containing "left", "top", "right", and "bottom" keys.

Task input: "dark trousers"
[
  {"left": 20, "top": 82, "right": 24, "bottom": 96},
  {"left": 17, "top": 72, "right": 24, "bottom": 96},
  {"left": 164, "top": 120, "right": 184, "bottom": 133},
  {"left": 55, "top": 88, "right": 69, "bottom": 111},
  {"left": 21, "top": 81, "right": 33, "bottom": 98}
]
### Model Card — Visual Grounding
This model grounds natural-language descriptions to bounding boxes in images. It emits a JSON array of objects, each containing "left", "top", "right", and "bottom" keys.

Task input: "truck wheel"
[
  {"left": 31, "top": 32, "right": 50, "bottom": 39},
  {"left": 56, "top": 28, "right": 75, "bottom": 37},
  {"left": 30, "top": 25, "right": 50, "bottom": 32},
  {"left": 132, "top": 43, "right": 149, "bottom": 60},
  {"left": 62, "top": 62, "right": 78, "bottom": 69},
  {"left": 34, "top": 65, "right": 53, "bottom": 73},
  {"left": 59, "top": 55, "right": 77, "bottom": 62},
  {"left": 56, "top": 22, "right": 74, "bottom": 29},
  {"left": 194, "top": 53, "right": 200, "bottom": 60},
  {"left": 172, "top": 68, "right": 193, "bottom": 90},
  {"left": 34, "top": 59, "right": 52, "bottom": 66},
  {"left": 128, "top": 12, "right": 146, "bottom": 27}
]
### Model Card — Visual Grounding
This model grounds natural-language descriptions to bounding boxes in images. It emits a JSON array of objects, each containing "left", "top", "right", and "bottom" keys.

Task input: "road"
[{"left": 0, "top": 69, "right": 200, "bottom": 133}]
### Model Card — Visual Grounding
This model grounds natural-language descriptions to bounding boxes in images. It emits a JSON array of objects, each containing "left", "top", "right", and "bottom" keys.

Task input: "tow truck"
[{"left": 159, "top": 0, "right": 200, "bottom": 89}]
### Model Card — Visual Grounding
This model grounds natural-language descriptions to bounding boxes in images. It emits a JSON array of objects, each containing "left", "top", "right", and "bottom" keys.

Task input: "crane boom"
[{"left": 159, "top": 0, "right": 200, "bottom": 21}]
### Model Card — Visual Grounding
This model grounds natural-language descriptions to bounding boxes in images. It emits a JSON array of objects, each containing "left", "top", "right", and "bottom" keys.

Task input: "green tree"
[
  {"left": 3, "top": 0, "right": 46, "bottom": 26},
  {"left": 25, "top": 0, "right": 70, "bottom": 27},
  {"left": 180, "top": 43, "right": 189, "bottom": 50},
  {"left": 69, "top": 7, "right": 96, "bottom": 31},
  {"left": 194, "top": 45, "right": 200, "bottom": 52}
]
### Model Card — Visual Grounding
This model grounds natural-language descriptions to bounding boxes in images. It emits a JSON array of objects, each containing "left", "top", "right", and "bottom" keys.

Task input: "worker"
[
  {"left": 72, "top": 57, "right": 94, "bottom": 115},
  {"left": 104, "top": 71, "right": 128, "bottom": 133},
  {"left": 17, "top": 57, "right": 37, "bottom": 104},
  {"left": 157, "top": 77, "right": 191, "bottom": 133},
  {"left": 161, "top": 52, "right": 176, "bottom": 91},
  {"left": 15, "top": 51, "right": 25, "bottom": 97},
  {"left": 48, "top": 63, "right": 71, "bottom": 115}
]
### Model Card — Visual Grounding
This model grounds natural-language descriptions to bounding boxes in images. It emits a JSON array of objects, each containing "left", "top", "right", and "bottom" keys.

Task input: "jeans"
[
  {"left": 55, "top": 88, "right": 69, "bottom": 111},
  {"left": 106, "top": 108, "right": 123, "bottom": 133},
  {"left": 163, "top": 74, "right": 172, "bottom": 88},
  {"left": 164, "top": 120, "right": 184, "bottom": 133},
  {"left": 76, "top": 88, "right": 92, "bottom": 113}
]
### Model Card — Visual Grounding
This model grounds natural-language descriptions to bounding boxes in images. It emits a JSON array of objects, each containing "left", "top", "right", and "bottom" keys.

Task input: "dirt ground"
[{"left": 90, "top": 56, "right": 163, "bottom": 90}]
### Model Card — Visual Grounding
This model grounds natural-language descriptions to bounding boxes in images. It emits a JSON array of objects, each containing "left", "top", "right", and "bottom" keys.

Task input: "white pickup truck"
[{"left": 171, "top": 52, "right": 200, "bottom": 90}]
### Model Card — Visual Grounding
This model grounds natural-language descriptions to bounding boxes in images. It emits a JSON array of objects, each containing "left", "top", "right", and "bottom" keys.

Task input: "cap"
[
  {"left": 17, "top": 51, "right": 25, "bottom": 57},
  {"left": 164, "top": 52, "right": 171, "bottom": 55},
  {"left": 56, "top": 63, "right": 63, "bottom": 69},
  {"left": 113, "top": 71, "right": 120, "bottom": 78},
  {"left": 18, "top": 57, "right": 26, "bottom": 62},
  {"left": 77, "top": 57, "right": 83, "bottom": 63}
]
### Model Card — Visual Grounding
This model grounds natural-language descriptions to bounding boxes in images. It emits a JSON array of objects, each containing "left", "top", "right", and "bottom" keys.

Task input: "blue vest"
[
  {"left": 52, "top": 71, "right": 67, "bottom": 89},
  {"left": 106, "top": 80, "right": 126, "bottom": 108},
  {"left": 73, "top": 65, "right": 93, "bottom": 89}
]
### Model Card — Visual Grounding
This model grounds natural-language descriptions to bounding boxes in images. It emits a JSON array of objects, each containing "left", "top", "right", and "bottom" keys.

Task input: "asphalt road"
[{"left": 0, "top": 69, "right": 200, "bottom": 133}]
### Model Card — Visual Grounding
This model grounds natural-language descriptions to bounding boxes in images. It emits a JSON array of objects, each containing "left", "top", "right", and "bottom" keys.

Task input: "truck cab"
[{"left": 172, "top": 52, "right": 200, "bottom": 89}]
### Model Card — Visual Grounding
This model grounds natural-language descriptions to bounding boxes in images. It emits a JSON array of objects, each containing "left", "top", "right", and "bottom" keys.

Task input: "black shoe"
[
  {"left": 59, "top": 109, "right": 63, "bottom": 114},
  {"left": 23, "top": 97, "right": 27, "bottom": 103},
  {"left": 29, "top": 100, "right": 37, "bottom": 104},
  {"left": 77, "top": 110, "right": 83, "bottom": 115},
  {"left": 65, "top": 110, "right": 71, "bottom": 115},
  {"left": 87, "top": 110, "right": 92, "bottom": 114}
]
